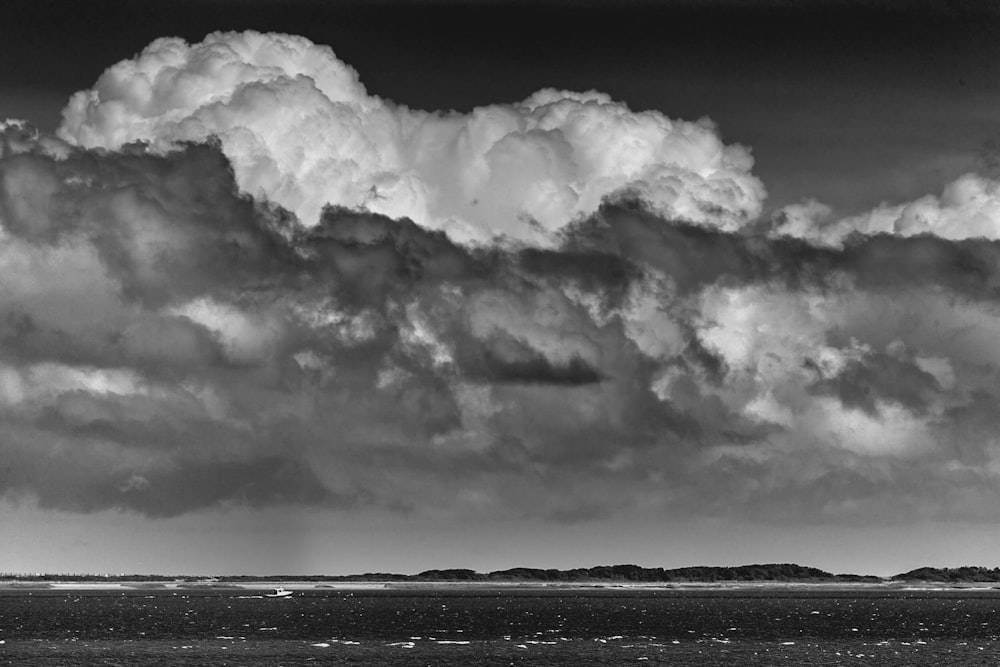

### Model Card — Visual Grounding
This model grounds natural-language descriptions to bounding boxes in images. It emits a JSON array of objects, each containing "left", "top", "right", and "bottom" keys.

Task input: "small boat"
[{"left": 265, "top": 586, "right": 293, "bottom": 598}]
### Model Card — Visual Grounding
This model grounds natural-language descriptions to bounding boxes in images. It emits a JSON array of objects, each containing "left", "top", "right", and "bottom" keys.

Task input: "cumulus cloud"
[
  {"left": 773, "top": 172, "right": 1000, "bottom": 245},
  {"left": 58, "top": 31, "right": 765, "bottom": 245},
  {"left": 3, "top": 32, "right": 1000, "bottom": 526}
]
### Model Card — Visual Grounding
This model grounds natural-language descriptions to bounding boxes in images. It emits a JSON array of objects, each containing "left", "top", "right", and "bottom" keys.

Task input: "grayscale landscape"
[{"left": 2, "top": 0, "right": 1000, "bottom": 664}]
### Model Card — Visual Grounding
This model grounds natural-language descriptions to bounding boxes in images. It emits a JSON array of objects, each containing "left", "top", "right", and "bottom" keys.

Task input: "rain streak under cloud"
[{"left": 4, "top": 30, "right": 1000, "bottom": 533}]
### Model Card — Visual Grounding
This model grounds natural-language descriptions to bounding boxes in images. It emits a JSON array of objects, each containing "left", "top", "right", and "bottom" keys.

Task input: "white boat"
[{"left": 265, "top": 586, "right": 293, "bottom": 598}]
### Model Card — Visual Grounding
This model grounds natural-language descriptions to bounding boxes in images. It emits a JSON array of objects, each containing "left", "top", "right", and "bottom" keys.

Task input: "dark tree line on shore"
[
  {"left": 893, "top": 566, "right": 1000, "bottom": 583},
  {"left": 7, "top": 564, "right": 1000, "bottom": 583}
]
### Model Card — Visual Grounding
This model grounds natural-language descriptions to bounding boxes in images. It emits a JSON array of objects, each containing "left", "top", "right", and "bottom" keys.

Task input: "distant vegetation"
[
  {"left": 0, "top": 563, "right": 881, "bottom": 583},
  {"left": 892, "top": 567, "right": 1000, "bottom": 583},
  {"left": 6, "top": 564, "right": 1000, "bottom": 584},
  {"left": 399, "top": 564, "right": 883, "bottom": 583}
]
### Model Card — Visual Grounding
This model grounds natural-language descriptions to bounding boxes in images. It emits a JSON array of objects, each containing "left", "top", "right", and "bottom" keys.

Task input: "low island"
[{"left": 4, "top": 564, "right": 1000, "bottom": 592}]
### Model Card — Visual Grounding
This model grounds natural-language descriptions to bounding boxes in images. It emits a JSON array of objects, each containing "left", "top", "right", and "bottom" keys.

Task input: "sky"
[{"left": 2, "top": 0, "right": 1000, "bottom": 577}]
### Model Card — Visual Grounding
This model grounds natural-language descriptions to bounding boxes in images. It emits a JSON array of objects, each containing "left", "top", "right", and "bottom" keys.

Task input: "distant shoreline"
[
  {"left": 4, "top": 580, "right": 1000, "bottom": 592},
  {"left": 5, "top": 564, "right": 999, "bottom": 590}
]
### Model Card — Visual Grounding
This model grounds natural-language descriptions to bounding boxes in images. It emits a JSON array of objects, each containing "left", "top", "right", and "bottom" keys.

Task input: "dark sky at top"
[{"left": 5, "top": 0, "right": 1000, "bottom": 214}]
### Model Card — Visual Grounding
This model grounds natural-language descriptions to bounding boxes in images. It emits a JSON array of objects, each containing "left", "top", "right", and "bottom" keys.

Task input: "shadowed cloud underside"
[{"left": 2, "top": 31, "right": 1000, "bottom": 538}]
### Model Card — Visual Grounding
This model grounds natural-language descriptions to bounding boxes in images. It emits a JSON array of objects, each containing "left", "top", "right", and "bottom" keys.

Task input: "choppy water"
[{"left": 2, "top": 587, "right": 1000, "bottom": 665}]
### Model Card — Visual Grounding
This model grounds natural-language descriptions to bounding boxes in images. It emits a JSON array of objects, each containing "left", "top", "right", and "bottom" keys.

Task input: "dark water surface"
[{"left": 2, "top": 587, "right": 1000, "bottom": 665}]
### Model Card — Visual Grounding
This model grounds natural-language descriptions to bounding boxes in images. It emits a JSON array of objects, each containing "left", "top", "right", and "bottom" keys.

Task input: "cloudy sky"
[{"left": 3, "top": 0, "right": 1000, "bottom": 577}]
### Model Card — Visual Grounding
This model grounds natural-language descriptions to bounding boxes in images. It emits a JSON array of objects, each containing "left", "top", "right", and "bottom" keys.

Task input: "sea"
[{"left": 2, "top": 587, "right": 1000, "bottom": 665}]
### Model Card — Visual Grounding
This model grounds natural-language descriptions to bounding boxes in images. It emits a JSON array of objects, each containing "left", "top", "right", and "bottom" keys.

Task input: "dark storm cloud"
[
  {"left": 2, "top": 123, "right": 999, "bottom": 524},
  {"left": 300, "top": 206, "right": 488, "bottom": 307},
  {"left": 0, "top": 137, "right": 293, "bottom": 305},
  {"left": 580, "top": 202, "right": 1000, "bottom": 299},
  {"left": 470, "top": 344, "right": 604, "bottom": 386},
  {"left": 808, "top": 351, "right": 943, "bottom": 417},
  {"left": 4, "top": 27, "right": 1000, "bottom": 526}
]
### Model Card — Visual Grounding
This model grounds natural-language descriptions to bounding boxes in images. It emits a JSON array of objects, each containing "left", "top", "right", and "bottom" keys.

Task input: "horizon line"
[{"left": 5, "top": 563, "right": 998, "bottom": 580}]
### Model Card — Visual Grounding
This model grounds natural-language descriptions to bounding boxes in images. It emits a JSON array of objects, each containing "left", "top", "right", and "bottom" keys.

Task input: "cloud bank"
[
  {"left": 58, "top": 31, "right": 764, "bottom": 245},
  {"left": 3, "top": 32, "right": 1000, "bottom": 526},
  {"left": 774, "top": 173, "right": 1000, "bottom": 245}
]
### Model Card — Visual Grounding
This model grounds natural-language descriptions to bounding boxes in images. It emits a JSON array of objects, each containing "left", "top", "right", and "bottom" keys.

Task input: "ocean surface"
[{"left": 2, "top": 587, "right": 1000, "bottom": 665}]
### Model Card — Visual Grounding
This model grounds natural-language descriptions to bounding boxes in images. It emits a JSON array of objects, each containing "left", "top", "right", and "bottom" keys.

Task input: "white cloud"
[
  {"left": 170, "top": 297, "right": 283, "bottom": 366},
  {"left": 59, "top": 31, "right": 766, "bottom": 245},
  {"left": 774, "top": 173, "right": 1000, "bottom": 245},
  {"left": 803, "top": 397, "right": 936, "bottom": 458},
  {"left": 618, "top": 275, "right": 686, "bottom": 361}
]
